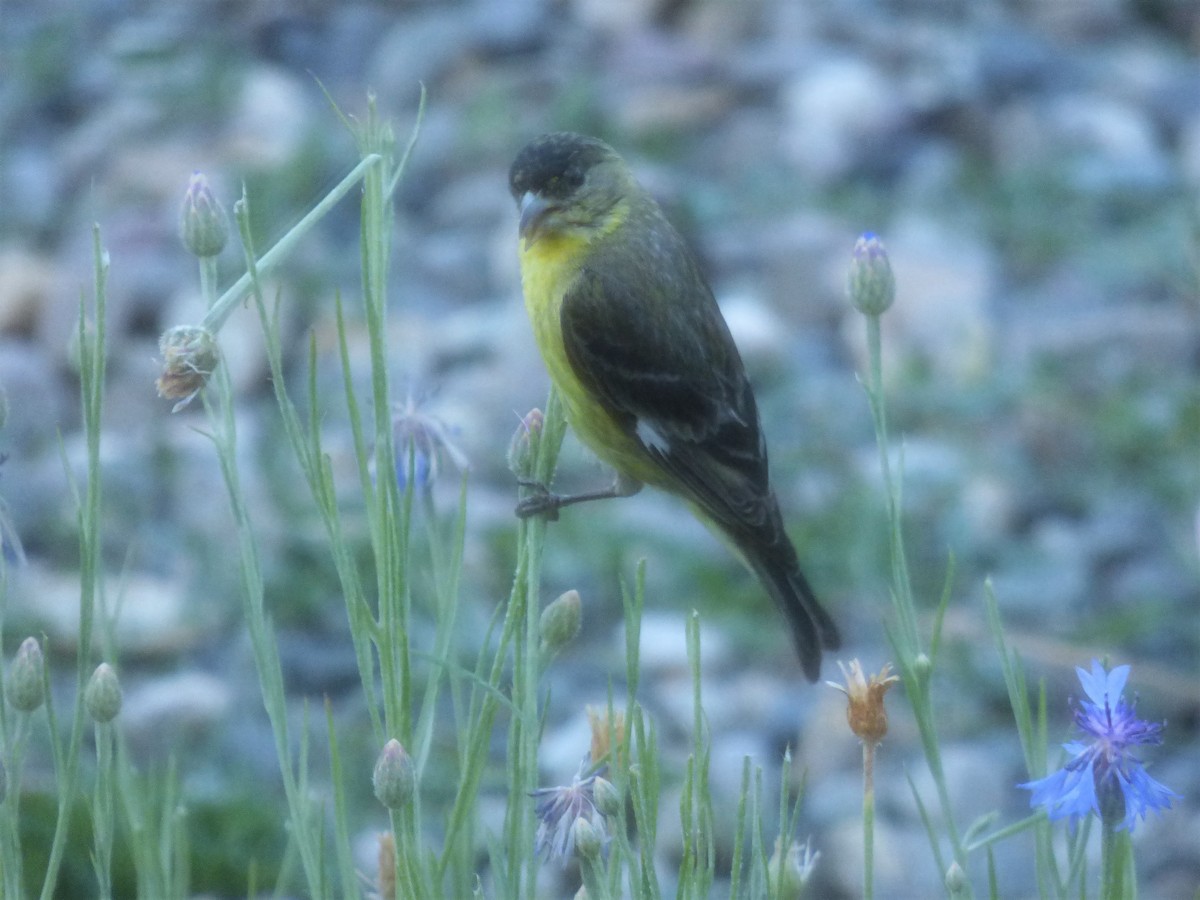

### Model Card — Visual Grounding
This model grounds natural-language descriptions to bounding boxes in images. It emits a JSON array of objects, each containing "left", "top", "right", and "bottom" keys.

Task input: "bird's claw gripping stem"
[{"left": 515, "top": 481, "right": 562, "bottom": 521}]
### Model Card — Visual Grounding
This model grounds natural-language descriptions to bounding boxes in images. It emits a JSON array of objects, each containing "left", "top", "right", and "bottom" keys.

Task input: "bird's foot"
[{"left": 515, "top": 480, "right": 561, "bottom": 521}]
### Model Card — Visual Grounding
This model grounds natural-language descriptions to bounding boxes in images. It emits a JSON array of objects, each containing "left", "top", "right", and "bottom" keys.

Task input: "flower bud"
[
  {"left": 571, "top": 815, "right": 602, "bottom": 861},
  {"left": 944, "top": 860, "right": 968, "bottom": 898},
  {"left": 913, "top": 652, "right": 932, "bottom": 688},
  {"left": 179, "top": 172, "right": 229, "bottom": 258},
  {"left": 592, "top": 775, "right": 621, "bottom": 817},
  {"left": 767, "top": 836, "right": 820, "bottom": 899},
  {"left": 847, "top": 232, "right": 895, "bottom": 316},
  {"left": 85, "top": 662, "right": 123, "bottom": 723},
  {"left": 7, "top": 637, "right": 45, "bottom": 713},
  {"left": 539, "top": 589, "right": 581, "bottom": 655},
  {"left": 507, "top": 408, "right": 544, "bottom": 481},
  {"left": 373, "top": 739, "right": 415, "bottom": 810},
  {"left": 156, "top": 325, "right": 219, "bottom": 411}
]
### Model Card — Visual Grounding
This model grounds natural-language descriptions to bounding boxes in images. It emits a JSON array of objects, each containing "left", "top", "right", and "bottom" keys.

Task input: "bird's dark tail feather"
[{"left": 745, "top": 546, "right": 840, "bottom": 682}]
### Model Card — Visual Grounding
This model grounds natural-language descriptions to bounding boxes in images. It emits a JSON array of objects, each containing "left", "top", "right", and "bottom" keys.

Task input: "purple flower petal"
[{"left": 1019, "top": 661, "right": 1178, "bottom": 833}]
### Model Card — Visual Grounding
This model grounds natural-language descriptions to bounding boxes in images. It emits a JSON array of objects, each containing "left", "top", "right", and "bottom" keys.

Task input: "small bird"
[{"left": 509, "top": 133, "right": 840, "bottom": 680}]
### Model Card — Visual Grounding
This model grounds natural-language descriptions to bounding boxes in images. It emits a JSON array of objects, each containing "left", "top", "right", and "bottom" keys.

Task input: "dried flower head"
[
  {"left": 827, "top": 659, "right": 900, "bottom": 745},
  {"left": 377, "top": 831, "right": 396, "bottom": 900},
  {"left": 586, "top": 705, "right": 627, "bottom": 769},
  {"left": 156, "top": 325, "right": 219, "bottom": 412},
  {"left": 1020, "top": 660, "right": 1179, "bottom": 832},
  {"left": 531, "top": 763, "right": 610, "bottom": 864}
]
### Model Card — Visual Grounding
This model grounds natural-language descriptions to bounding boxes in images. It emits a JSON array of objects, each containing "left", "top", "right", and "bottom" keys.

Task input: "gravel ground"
[{"left": 1, "top": 1, "right": 1198, "bottom": 896}]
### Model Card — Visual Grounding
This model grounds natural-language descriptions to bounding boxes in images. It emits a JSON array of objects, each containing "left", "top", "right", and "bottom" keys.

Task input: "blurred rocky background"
[{"left": 1, "top": 0, "right": 1198, "bottom": 896}]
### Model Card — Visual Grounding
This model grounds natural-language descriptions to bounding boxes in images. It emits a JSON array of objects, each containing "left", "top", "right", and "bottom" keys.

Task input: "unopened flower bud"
[
  {"left": 767, "top": 836, "right": 820, "bottom": 899},
  {"left": 507, "top": 408, "right": 544, "bottom": 481},
  {"left": 373, "top": 739, "right": 415, "bottom": 810},
  {"left": 85, "top": 662, "right": 122, "bottom": 723},
  {"left": 7, "top": 637, "right": 45, "bottom": 713},
  {"left": 913, "top": 652, "right": 932, "bottom": 687},
  {"left": 540, "top": 589, "right": 582, "bottom": 655},
  {"left": 180, "top": 172, "right": 229, "bottom": 258},
  {"left": 156, "top": 325, "right": 219, "bottom": 411},
  {"left": 847, "top": 232, "right": 895, "bottom": 316},
  {"left": 945, "top": 860, "right": 968, "bottom": 898},
  {"left": 572, "top": 815, "right": 602, "bottom": 861},
  {"left": 592, "top": 776, "right": 620, "bottom": 817}
]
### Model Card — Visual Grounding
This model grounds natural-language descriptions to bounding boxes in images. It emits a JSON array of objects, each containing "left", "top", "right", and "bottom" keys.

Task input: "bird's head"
[{"left": 509, "top": 133, "right": 634, "bottom": 247}]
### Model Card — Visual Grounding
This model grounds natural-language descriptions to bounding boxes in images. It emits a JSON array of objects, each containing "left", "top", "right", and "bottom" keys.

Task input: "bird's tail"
[{"left": 738, "top": 526, "right": 840, "bottom": 683}]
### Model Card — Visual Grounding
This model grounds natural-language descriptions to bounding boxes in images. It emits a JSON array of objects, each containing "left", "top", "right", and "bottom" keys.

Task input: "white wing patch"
[{"left": 636, "top": 418, "right": 671, "bottom": 454}]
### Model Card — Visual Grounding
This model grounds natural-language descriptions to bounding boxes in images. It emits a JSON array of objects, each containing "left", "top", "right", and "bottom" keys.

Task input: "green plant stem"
[
  {"left": 0, "top": 714, "right": 31, "bottom": 898},
  {"left": 39, "top": 226, "right": 107, "bottom": 900},
  {"left": 864, "top": 314, "right": 916, "bottom": 650},
  {"left": 507, "top": 388, "right": 568, "bottom": 899},
  {"left": 863, "top": 741, "right": 876, "bottom": 900},
  {"left": 1099, "top": 818, "right": 1128, "bottom": 900},
  {"left": 92, "top": 723, "right": 116, "bottom": 900},
  {"left": 862, "top": 310, "right": 970, "bottom": 886},
  {"left": 580, "top": 853, "right": 610, "bottom": 900},
  {"left": 199, "top": 153, "right": 382, "bottom": 334}
]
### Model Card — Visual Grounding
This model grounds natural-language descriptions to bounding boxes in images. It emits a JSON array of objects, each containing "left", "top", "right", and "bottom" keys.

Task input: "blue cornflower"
[{"left": 1020, "top": 660, "right": 1179, "bottom": 832}]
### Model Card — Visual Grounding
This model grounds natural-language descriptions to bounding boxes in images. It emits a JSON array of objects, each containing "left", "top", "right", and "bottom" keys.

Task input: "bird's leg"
[{"left": 515, "top": 471, "right": 643, "bottom": 520}]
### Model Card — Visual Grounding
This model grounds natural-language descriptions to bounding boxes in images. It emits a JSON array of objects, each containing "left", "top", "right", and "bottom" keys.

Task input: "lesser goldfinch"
[{"left": 509, "top": 133, "right": 840, "bottom": 680}]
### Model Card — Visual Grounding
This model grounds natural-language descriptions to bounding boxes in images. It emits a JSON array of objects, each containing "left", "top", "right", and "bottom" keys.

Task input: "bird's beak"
[{"left": 518, "top": 191, "right": 551, "bottom": 247}]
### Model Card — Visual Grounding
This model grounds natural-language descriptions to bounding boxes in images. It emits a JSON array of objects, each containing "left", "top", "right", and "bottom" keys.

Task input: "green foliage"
[{"left": 0, "top": 94, "right": 1182, "bottom": 900}]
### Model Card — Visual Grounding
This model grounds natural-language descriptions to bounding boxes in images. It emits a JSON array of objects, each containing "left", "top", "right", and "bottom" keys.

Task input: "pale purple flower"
[
  {"left": 1020, "top": 660, "right": 1179, "bottom": 831},
  {"left": 531, "top": 763, "right": 609, "bottom": 864},
  {"left": 388, "top": 394, "right": 467, "bottom": 492}
]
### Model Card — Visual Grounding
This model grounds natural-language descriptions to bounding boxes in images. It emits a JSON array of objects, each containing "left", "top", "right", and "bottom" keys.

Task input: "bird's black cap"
[{"left": 509, "top": 133, "right": 617, "bottom": 202}]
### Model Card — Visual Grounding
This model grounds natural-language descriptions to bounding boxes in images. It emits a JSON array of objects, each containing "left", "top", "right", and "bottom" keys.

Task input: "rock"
[
  {"left": 0, "top": 340, "right": 67, "bottom": 452},
  {"left": 7, "top": 564, "right": 218, "bottom": 659},
  {"left": 991, "top": 93, "right": 1174, "bottom": 195},
  {"left": 630, "top": 609, "right": 731, "bottom": 677},
  {"left": 369, "top": 9, "right": 476, "bottom": 96},
  {"left": 121, "top": 670, "right": 233, "bottom": 755},
  {"left": 224, "top": 64, "right": 313, "bottom": 168},
  {"left": 781, "top": 55, "right": 906, "bottom": 185},
  {"left": 0, "top": 246, "right": 57, "bottom": 336},
  {"left": 571, "top": 0, "right": 665, "bottom": 32}
]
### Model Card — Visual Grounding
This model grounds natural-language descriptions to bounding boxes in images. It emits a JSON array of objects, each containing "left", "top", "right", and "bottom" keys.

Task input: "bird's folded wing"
[{"left": 560, "top": 265, "right": 773, "bottom": 534}]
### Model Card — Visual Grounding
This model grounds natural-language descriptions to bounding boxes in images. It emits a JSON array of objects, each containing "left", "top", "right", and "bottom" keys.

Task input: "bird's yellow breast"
[{"left": 518, "top": 226, "right": 660, "bottom": 484}]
